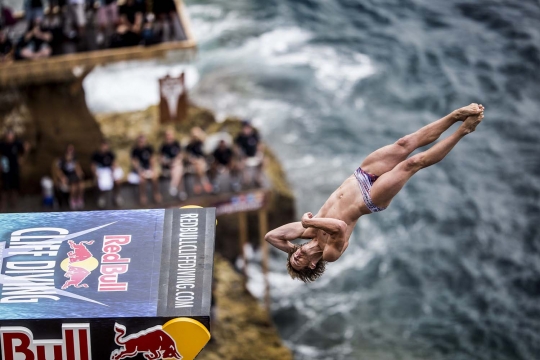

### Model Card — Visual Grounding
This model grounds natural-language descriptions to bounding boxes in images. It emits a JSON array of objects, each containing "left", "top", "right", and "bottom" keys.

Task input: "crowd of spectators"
[
  {"left": 0, "top": 0, "right": 185, "bottom": 63},
  {"left": 0, "top": 121, "right": 265, "bottom": 211}
]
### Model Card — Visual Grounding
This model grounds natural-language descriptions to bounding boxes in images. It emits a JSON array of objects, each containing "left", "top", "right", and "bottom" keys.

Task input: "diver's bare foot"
[
  {"left": 454, "top": 103, "right": 484, "bottom": 121},
  {"left": 460, "top": 112, "right": 484, "bottom": 134}
]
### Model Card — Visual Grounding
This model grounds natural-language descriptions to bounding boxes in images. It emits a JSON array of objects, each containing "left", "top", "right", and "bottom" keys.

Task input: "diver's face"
[{"left": 290, "top": 247, "right": 310, "bottom": 271}]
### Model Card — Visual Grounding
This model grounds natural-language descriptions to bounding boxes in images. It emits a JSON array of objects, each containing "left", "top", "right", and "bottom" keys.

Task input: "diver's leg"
[
  {"left": 360, "top": 104, "right": 483, "bottom": 176},
  {"left": 369, "top": 113, "right": 483, "bottom": 209}
]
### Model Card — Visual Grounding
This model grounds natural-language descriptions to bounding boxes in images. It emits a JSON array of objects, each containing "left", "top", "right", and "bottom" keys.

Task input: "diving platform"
[{"left": 0, "top": 207, "right": 215, "bottom": 360}]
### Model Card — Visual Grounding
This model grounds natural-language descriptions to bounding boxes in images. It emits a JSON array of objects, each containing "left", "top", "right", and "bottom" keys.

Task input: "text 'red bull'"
[
  {"left": 0, "top": 323, "right": 91, "bottom": 360},
  {"left": 98, "top": 235, "right": 131, "bottom": 292}
]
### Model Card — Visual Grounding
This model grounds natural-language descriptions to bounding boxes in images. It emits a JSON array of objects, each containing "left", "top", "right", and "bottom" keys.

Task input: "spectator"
[
  {"left": 91, "top": 140, "right": 123, "bottom": 208},
  {"left": 111, "top": 0, "right": 143, "bottom": 48},
  {"left": 235, "top": 121, "right": 264, "bottom": 187},
  {"left": 185, "top": 127, "right": 212, "bottom": 194},
  {"left": 40, "top": 176, "right": 54, "bottom": 208},
  {"left": 47, "top": 0, "right": 66, "bottom": 13},
  {"left": 0, "top": 130, "right": 28, "bottom": 209},
  {"left": 160, "top": 128, "right": 186, "bottom": 200},
  {"left": 65, "top": 0, "right": 86, "bottom": 39},
  {"left": 41, "top": 12, "right": 63, "bottom": 54},
  {"left": 0, "top": 2, "right": 16, "bottom": 30},
  {"left": 25, "top": 0, "right": 44, "bottom": 22},
  {"left": 0, "top": 28, "right": 13, "bottom": 63},
  {"left": 96, "top": 0, "right": 118, "bottom": 46},
  {"left": 152, "top": 0, "right": 184, "bottom": 42},
  {"left": 15, "top": 19, "right": 52, "bottom": 60},
  {"left": 211, "top": 139, "right": 241, "bottom": 193},
  {"left": 129, "top": 134, "right": 161, "bottom": 205},
  {"left": 53, "top": 144, "right": 85, "bottom": 210}
]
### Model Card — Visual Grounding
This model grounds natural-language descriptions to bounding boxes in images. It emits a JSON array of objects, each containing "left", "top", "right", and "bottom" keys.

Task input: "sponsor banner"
[
  {"left": 213, "top": 191, "right": 267, "bottom": 216},
  {"left": 0, "top": 318, "right": 211, "bottom": 360},
  {"left": 0, "top": 208, "right": 215, "bottom": 330}
]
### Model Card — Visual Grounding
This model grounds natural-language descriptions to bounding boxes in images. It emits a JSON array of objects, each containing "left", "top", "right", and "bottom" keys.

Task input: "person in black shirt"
[
  {"left": 235, "top": 121, "right": 264, "bottom": 187},
  {"left": 210, "top": 139, "right": 241, "bottom": 193},
  {"left": 0, "top": 28, "right": 13, "bottom": 63},
  {"left": 0, "top": 130, "right": 28, "bottom": 209},
  {"left": 186, "top": 127, "right": 212, "bottom": 194},
  {"left": 111, "top": 0, "right": 143, "bottom": 48},
  {"left": 92, "top": 140, "right": 123, "bottom": 208},
  {"left": 152, "top": 0, "right": 184, "bottom": 42},
  {"left": 130, "top": 135, "right": 161, "bottom": 205},
  {"left": 160, "top": 128, "right": 186, "bottom": 200},
  {"left": 15, "top": 19, "right": 52, "bottom": 60},
  {"left": 53, "top": 144, "right": 85, "bottom": 210}
]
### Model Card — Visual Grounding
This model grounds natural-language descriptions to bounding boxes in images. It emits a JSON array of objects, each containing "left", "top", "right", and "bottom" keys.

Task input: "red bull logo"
[
  {"left": 61, "top": 240, "right": 99, "bottom": 290},
  {"left": 60, "top": 236, "right": 132, "bottom": 292},
  {"left": 111, "top": 323, "right": 181, "bottom": 360},
  {"left": 0, "top": 323, "right": 92, "bottom": 360}
]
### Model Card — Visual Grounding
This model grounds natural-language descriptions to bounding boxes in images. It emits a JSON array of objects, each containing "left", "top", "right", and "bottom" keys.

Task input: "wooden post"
[
  {"left": 238, "top": 212, "right": 248, "bottom": 284},
  {"left": 259, "top": 209, "right": 270, "bottom": 312}
]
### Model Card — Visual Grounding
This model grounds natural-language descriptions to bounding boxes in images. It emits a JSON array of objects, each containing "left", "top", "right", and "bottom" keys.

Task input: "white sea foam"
[{"left": 84, "top": 61, "right": 199, "bottom": 113}]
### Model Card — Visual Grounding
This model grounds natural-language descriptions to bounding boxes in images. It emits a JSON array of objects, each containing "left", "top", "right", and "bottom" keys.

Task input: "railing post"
[{"left": 238, "top": 212, "right": 248, "bottom": 284}]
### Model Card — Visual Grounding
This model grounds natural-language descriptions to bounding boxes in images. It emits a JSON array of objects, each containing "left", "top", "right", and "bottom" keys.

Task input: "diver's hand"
[{"left": 301, "top": 212, "right": 314, "bottom": 228}]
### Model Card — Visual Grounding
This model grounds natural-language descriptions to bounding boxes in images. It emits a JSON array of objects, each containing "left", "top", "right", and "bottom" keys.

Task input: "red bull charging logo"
[
  {"left": 111, "top": 324, "right": 182, "bottom": 360},
  {"left": 110, "top": 319, "right": 211, "bottom": 360},
  {"left": 61, "top": 240, "right": 98, "bottom": 290}
]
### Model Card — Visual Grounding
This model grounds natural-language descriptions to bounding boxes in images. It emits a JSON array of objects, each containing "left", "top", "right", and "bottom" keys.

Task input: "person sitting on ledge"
[
  {"left": 0, "top": 28, "right": 13, "bottom": 63},
  {"left": 265, "top": 104, "right": 485, "bottom": 283},
  {"left": 111, "top": 0, "right": 143, "bottom": 48},
  {"left": 160, "top": 128, "right": 187, "bottom": 200},
  {"left": 235, "top": 121, "right": 264, "bottom": 187},
  {"left": 129, "top": 134, "right": 161, "bottom": 205},
  {"left": 185, "top": 127, "right": 213, "bottom": 195},
  {"left": 53, "top": 144, "right": 85, "bottom": 210},
  {"left": 152, "top": 0, "right": 183, "bottom": 42},
  {"left": 211, "top": 139, "right": 241, "bottom": 193},
  {"left": 0, "top": 129, "right": 28, "bottom": 210},
  {"left": 14, "top": 19, "right": 52, "bottom": 60},
  {"left": 92, "top": 140, "right": 124, "bottom": 208}
]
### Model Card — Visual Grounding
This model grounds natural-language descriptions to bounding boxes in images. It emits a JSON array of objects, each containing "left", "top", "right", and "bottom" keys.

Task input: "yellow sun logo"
[{"left": 60, "top": 257, "right": 99, "bottom": 272}]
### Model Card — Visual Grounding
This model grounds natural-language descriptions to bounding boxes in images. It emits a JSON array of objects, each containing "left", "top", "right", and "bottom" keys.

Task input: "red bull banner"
[{"left": 0, "top": 208, "right": 216, "bottom": 360}]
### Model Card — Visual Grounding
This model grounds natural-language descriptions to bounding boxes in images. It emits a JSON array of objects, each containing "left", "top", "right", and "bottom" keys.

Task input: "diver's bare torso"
[{"left": 306, "top": 174, "right": 370, "bottom": 256}]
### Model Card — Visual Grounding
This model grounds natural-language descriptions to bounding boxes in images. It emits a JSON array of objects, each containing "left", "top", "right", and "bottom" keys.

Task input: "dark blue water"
[{"left": 6, "top": 0, "right": 540, "bottom": 358}]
